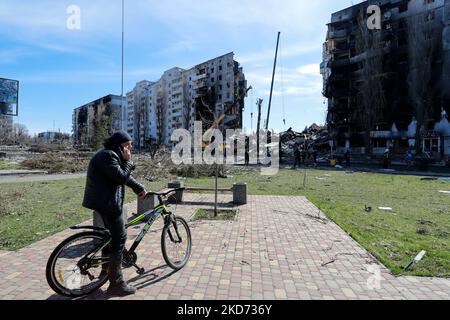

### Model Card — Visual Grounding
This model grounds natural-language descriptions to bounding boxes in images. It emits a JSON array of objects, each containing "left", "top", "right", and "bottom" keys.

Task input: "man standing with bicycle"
[{"left": 83, "top": 131, "right": 147, "bottom": 297}]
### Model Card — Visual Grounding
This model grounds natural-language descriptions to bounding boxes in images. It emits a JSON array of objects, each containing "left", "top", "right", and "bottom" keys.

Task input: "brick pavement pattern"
[{"left": 0, "top": 194, "right": 449, "bottom": 300}]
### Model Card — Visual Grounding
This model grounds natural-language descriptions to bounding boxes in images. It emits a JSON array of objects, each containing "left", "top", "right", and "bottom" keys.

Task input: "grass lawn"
[
  {"left": 184, "top": 168, "right": 450, "bottom": 277},
  {"left": 1, "top": 168, "right": 449, "bottom": 277},
  {"left": 0, "top": 178, "right": 165, "bottom": 251},
  {"left": 0, "top": 160, "right": 22, "bottom": 170},
  {"left": 192, "top": 208, "right": 238, "bottom": 221}
]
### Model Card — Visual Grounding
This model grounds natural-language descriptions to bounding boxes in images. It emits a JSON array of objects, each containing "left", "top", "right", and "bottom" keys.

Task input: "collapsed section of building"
[{"left": 321, "top": 0, "right": 450, "bottom": 159}]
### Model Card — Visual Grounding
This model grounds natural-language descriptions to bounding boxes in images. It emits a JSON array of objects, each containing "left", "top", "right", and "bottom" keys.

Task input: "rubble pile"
[{"left": 280, "top": 124, "right": 329, "bottom": 163}]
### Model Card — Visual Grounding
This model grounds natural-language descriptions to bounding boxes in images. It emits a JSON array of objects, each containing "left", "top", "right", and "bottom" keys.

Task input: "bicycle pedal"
[
  {"left": 136, "top": 268, "right": 145, "bottom": 275},
  {"left": 134, "top": 265, "right": 145, "bottom": 275}
]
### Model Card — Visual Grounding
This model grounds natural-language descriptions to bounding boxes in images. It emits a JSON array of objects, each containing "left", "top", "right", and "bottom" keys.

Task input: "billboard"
[{"left": 0, "top": 78, "right": 19, "bottom": 116}]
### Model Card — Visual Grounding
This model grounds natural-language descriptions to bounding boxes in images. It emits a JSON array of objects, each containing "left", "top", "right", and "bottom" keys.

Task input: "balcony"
[
  {"left": 191, "top": 71, "right": 207, "bottom": 82},
  {"left": 193, "top": 78, "right": 207, "bottom": 89},
  {"left": 329, "top": 103, "right": 352, "bottom": 112},
  {"left": 332, "top": 42, "right": 350, "bottom": 53},
  {"left": 328, "top": 29, "right": 349, "bottom": 39},
  {"left": 328, "top": 57, "right": 350, "bottom": 68}
]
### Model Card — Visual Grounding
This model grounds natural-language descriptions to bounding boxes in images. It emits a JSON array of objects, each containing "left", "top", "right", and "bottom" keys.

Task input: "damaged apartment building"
[
  {"left": 72, "top": 95, "right": 123, "bottom": 148},
  {"left": 72, "top": 52, "right": 247, "bottom": 149},
  {"left": 321, "top": 0, "right": 450, "bottom": 159},
  {"left": 124, "top": 52, "right": 247, "bottom": 149}
]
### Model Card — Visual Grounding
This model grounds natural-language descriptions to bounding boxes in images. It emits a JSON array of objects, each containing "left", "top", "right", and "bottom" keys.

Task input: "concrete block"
[
  {"left": 137, "top": 194, "right": 157, "bottom": 214},
  {"left": 168, "top": 181, "right": 184, "bottom": 203},
  {"left": 233, "top": 183, "right": 247, "bottom": 205}
]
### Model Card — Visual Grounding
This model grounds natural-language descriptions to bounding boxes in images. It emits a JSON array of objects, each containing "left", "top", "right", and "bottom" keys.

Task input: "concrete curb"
[{"left": 0, "top": 170, "right": 49, "bottom": 176}]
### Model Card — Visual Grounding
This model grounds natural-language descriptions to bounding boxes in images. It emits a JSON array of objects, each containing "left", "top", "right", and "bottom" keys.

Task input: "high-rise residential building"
[
  {"left": 72, "top": 94, "right": 122, "bottom": 148},
  {"left": 322, "top": 0, "right": 450, "bottom": 158},
  {"left": 73, "top": 52, "right": 247, "bottom": 150},
  {"left": 126, "top": 52, "right": 247, "bottom": 148}
]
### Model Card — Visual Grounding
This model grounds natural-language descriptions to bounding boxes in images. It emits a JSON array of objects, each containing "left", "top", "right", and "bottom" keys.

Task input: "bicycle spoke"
[{"left": 48, "top": 233, "right": 109, "bottom": 297}]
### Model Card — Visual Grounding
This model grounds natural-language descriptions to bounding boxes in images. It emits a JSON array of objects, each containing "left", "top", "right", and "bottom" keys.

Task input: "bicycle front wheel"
[
  {"left": 161, "top": 216, "right": 192, "bottom": 270},
  {"left": 46, "top": 231, "right": 110, "bottom": 298}
]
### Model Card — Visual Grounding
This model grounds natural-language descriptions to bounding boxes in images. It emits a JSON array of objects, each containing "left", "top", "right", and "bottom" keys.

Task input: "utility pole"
[
  {"left": 121, "top": 0, "right": 125, "bottom": 135},
  {"left": 256, "top": 98, "right": 263, "bottom": 163},
  {"left": 266, "top": 31, "right": 280, "bottom": 131}
]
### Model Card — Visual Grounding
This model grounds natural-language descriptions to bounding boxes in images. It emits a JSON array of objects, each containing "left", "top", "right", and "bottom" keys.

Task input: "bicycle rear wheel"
[
  {"left": 161, "top": 216, "right": 192, "bottom": 270},
  {"left": 46, "top": 231, "right": 110, "bottom": 298}
]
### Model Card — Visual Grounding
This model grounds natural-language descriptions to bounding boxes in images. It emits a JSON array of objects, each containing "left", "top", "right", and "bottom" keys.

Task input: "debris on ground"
[
  {"left": 404, "top": 250, "right": 427, "bottom": 271},
  {"left": 438, "top": 190, "right": 450, "bottom": 194},
  {"left": 364, "top": 205, "right": 372, "bottom": 213},
  {"left": 378, "top": 207, "right": 393, "bottom": 211},
  {"left": 280, "top": 125, "right": 329, "bottom": 164}
]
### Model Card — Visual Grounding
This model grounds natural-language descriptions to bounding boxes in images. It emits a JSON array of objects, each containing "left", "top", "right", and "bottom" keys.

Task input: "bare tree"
[
  {"left": 91, "top": 106, "right": 111, "bottom": 150},
  {"left": 12, "top": 123, "right": 31, "bottom": 145},
  {"left": 354, "top": 10, "right": 387, "bottom": 153},
  {"left": 0, "top": 117, "right": 13, "bottom": 145},
  {"left": 407, "top": 13, "right": 441, "bottom": 151},
  {"left": 156, "top": 94, "right": 165, "bottom": 146},
  {"left": 183, "top": 81, "right": 193, "bottom": 132}
]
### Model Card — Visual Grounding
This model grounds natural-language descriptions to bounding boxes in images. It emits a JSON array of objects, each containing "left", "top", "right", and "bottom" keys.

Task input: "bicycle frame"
[
  {"left": 125, "top": 203, "right": 169, "bottom": 254},
  {"left": 79, "top": 196, "right": 183, "bottom": 274}
]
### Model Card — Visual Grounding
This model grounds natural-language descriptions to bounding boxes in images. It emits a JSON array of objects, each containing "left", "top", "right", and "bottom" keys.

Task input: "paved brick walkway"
[{"left": 0, "top": 194, "right": 449, "bottom": 300}]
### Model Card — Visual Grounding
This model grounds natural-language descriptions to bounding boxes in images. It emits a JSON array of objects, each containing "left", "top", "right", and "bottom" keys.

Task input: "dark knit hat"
[{"left": 106, "top": 131, "right": 132, "bottom": 146}]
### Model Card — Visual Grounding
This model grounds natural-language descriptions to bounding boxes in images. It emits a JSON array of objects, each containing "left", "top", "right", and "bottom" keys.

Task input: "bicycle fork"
[{"left": 165, "top": 214, "right": 183, "bottom": 243}]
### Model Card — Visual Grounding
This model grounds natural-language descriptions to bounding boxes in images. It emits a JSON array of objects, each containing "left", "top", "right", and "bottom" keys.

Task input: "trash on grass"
[
  {"left": 438, "top": 190, "right": 450, "bottom": 194},
  {"left": 378, "top": 207, "right": 393, "bottom": 211},
  {"left": 404, "top": 250, "right": 427, "bottom": 271}
]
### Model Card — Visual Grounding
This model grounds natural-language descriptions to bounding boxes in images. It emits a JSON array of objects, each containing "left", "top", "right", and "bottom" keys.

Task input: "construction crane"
[
  {"left": 203, "top": 86, "right": 253, "bottom": 141},
  {"left": 265, "top": 31, "right": 281, "bottom": 130}
]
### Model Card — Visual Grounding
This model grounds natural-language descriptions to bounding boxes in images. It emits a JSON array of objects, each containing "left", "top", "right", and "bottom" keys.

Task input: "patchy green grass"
[
  {"left": 0, "top": 178, "right": 165, "bottom": 251},
  {"left": 192, "top": 208, "right": 238, "bottom": 221},
  {"left": 184, "top": 168, "right": 450, "bottom": 277},
  {"left": 0, "top": 160, "right": 22, "bottom": 170}
]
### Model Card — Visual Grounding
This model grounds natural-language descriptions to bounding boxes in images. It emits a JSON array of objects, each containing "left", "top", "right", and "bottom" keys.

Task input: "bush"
[{"left": 21, "top": 152, "right": 89, "bottom": 173}]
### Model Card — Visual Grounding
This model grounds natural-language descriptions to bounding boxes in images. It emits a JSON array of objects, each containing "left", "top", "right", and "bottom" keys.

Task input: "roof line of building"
[{"left": 74, "top": 94, "right": 122, "bottom": 110}]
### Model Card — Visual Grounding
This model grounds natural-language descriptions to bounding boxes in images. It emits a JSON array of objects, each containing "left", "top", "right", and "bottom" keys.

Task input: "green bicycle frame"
[{"left": 126, "top": 204, "right": 168, "bottom": 253}]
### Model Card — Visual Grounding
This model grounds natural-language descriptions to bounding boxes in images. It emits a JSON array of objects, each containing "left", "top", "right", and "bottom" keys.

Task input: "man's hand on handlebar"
[{"left": 138, "top": 190, "right": 148, "bottom": 200}]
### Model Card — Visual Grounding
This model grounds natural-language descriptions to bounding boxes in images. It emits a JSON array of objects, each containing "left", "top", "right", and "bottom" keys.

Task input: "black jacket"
[{"left": 82, "top": 148, "right": 145, "bottom": 216}]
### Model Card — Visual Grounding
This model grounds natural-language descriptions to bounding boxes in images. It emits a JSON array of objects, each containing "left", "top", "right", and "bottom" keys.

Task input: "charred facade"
[{"left": 322, "top": 0, "right": 450, "bottom": 158}]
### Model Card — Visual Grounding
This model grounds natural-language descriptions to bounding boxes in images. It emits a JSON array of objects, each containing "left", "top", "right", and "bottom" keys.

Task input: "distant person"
[
  {"left": 300, "top": 145, "right": 306, "bottom": 165},
  {"left": 344, "top": 149, "right": 351, "bottom": 167},
  {"left": 405, "top": 150, "right": 415, "bottom": 168},
  {"left": 83, "top": 131, "right": 147, "bottom": 297},
  {"left": 293, "top": 144, "right": 301, "bottom": 169},
  {"left": 383, "top": 148, "right": 390, "bottom": 169},
  {"left": 245, "top": 136, "right": 250, "bottom": 166},
  {"left": 312, "top": 149, "right": 318, "bottom": 166}
]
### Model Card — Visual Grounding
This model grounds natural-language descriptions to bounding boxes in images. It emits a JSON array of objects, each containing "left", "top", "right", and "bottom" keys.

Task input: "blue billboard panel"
[{"left": 0, "top": 78, "right": 19, "bottom": 116}]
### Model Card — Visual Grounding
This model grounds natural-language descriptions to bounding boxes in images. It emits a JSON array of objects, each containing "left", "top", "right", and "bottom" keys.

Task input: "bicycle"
[{"left": 46, "top": 188, "right": 192, "bottom": 298}]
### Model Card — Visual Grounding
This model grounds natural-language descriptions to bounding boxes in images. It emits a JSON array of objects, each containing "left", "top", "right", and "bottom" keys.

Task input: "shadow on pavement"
[
  {"left": 46, "top": 265, "right": 177, "bottom": 300},
  {"left": 178, "top": 201, "right": 234, "bottom": 208},
  {"left": 128, "top": 264, "right": 178, "bottom": 290}
]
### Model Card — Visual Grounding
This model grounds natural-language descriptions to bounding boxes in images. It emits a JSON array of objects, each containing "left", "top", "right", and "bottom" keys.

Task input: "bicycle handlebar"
[{"left": 145, "top": 187, "right": 185, "bottom": 199}]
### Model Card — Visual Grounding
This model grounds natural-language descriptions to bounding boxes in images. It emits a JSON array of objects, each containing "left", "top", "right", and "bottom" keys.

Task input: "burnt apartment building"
[
  {"left": 321, "top": 0, "right": 450, "bottom": 158},
  {"left": 72, "top": 94, "right": 123, "bottom": 148}
]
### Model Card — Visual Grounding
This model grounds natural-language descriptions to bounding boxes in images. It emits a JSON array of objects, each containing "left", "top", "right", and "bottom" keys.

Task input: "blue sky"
[{"left": 0, "top": 0, "right": 362, "bottom": 136}]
